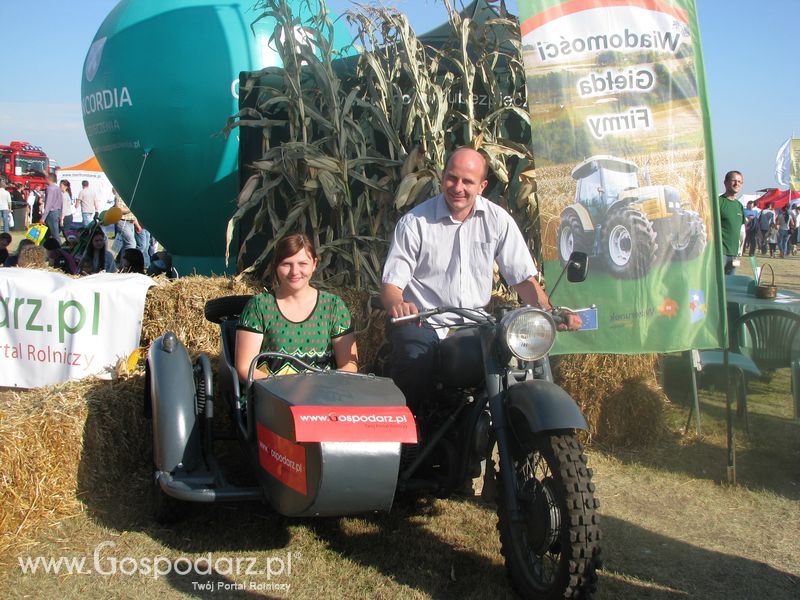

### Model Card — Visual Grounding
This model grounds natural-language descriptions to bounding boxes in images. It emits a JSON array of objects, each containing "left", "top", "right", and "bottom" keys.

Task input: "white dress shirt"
[{"left": 383, "top": 194, "right": 537, "bottom": 334}]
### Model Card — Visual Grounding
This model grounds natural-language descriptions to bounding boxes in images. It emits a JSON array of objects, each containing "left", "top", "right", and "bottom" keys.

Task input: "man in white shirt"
[
  {"left": 77, "top": 180, "right": 100, "bottom": 227},
  {"left": 381, "top": 147, "right": 579, "bottom": 410}
]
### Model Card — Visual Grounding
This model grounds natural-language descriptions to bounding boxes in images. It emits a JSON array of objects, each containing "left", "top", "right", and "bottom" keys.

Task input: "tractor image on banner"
[
  {"left": 519, "top": 0, "right": 726, "bottom": 355},
  {"left": 558, "top": 154, "right": 707, "bottom": 278}
]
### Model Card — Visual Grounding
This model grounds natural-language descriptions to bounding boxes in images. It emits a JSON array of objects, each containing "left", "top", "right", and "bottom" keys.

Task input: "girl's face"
[
  {"left": 275, "top": 248, "right": 317, "bottom": 292},
  {"left": 92, "top": 234, "right": 105, "bottom": 249}
]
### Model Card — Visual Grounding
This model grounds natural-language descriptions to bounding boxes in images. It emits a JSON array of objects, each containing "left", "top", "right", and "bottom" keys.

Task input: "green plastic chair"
[{"left": 731, "top": 308, "right": 800, "bottom": 422}]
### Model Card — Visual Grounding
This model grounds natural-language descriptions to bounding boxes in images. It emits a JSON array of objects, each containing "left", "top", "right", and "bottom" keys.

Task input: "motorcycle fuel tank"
[{"left": 252, "top": 371, "right": 415, "bottom": 517}]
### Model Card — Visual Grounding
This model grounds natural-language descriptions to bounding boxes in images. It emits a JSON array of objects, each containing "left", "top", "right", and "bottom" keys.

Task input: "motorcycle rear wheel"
[{"left": 496, "top": 433, "right": 601, "bottom": 599}]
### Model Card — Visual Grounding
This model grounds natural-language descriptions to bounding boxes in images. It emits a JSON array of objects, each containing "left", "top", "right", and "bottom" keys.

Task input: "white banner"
[
  {"left": 775, "top": 137, "right": 792, "bottom": 187},
  {"left": 0, "top": 269, "right": 154, "bottom": 388}
]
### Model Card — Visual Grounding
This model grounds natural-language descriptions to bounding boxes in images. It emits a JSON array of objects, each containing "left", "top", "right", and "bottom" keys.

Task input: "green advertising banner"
[{"left": 518, "top": 0, "right": 725, "bottom": 354}]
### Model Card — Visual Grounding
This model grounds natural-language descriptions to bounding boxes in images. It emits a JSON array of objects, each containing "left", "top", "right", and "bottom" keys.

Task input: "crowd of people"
[
  {"left": 0, "top": 175, "right": 177, "bottom": 277},
  {"left": 743, "top": 200, "right": 799, "bottom": 259}
]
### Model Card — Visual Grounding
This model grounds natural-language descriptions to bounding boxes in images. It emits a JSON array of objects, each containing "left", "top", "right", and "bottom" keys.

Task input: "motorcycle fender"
[
  {"left": 504, "top": 380, "right": 588, "bottom": 434},
  {"left": 147, "top": 332, "right": 202, "bottom": 473}
]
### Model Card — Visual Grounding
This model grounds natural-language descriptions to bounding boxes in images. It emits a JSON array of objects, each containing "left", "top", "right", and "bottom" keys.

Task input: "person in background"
[
  {"left": 4, "top": 238, "right": 34, "bottom": 267},
  {"left": 40, "top": 173, "right": 63, "bottom": 241},
  {"left": 777, "top": 206, "right": 792, "bottom": 258},
  {"left": 743, "top": 200, "right": 760, "bottom": 257},
  {"left": 64, "top": 231, "right": 79, "bottom": 254},
  {"left": 0, "top": 180, "right": 11, "bottom": 234},
  {"left": 235, "top": 232, "right": 358, "bottom": 381},
  {"left": 147, "top": 250, "right": 178, "bottom": 279},
  {"left": 787, "top": 205, "right": 798, "bottom": 257},
  {"left": 79, "top": 229, "right": 117, "bottom": 274},
  {"left": 135, "top": 224, "right": 152, "bottom": 270},
  {"left": 792, "top": 205, "right": 800, "bottom": 255},
  {"left": 111, "top": 187, "right": 137, "bottom": 258},
  {"left": 718, "top": 170, "right": 745, "bottom": 275},
  {"left": 9, "top": 184, "right": 25, "bottom": 230},
  {"left": 25, "top": 185, "right": 40, "bottom": 228},
  {"left": 757, "top": 202, "right": 775, "bottom": 255},
  {"left": 77, "top": 180, "right": 99, "bottom": 227},
  {"left": 0, "top": 231, "right": 11, "bottom": 265},
  {"left": 766, "top": 221, "right": 778, "bottom": 258},
  {"left": 60, "top": 180, "right": 75, "bottom": 235},
  {"left": 119, "top": 248, "right": 145, "bottom": 274},
  {"left": 43, "top": 237, "right": 78, "bottom": 274}
]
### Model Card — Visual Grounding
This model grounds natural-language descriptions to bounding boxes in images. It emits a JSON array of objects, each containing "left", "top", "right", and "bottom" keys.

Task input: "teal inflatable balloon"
[{"left": 81, "top": 1, "right": 350, "bottom": 274}]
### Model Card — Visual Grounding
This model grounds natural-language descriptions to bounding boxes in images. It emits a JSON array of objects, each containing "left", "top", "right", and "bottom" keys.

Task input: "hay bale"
[
  {"left": 0, "top": 375, "right": 149, "bottom": 561},
  {"left": 553, "top": 354, "right": 667, "bottom": 446},
  {"left": 591, "top": 376, "right": 669, "bottom": 447},
  {"left": 141, "top": 275, "right": 262, "bottom": 355}
]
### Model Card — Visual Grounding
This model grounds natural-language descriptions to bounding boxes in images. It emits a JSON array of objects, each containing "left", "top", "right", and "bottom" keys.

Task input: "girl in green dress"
[{"left": 235, "top": 233, "right": 358, "bottom": 380}]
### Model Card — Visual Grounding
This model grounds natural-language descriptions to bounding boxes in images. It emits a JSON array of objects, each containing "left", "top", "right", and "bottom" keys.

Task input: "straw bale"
[
  {"left": 0, "top": 374, "right": 150, "bottom": 561},
  {"left": 590, "top": 376, "right": 669, "bottom": 447},
  {"left": 553, "top": 353, "right": 667, "bottom": 445},
  {"left": 17, "top": 245, "right": 48, "bottom": 268},
  {"left": 327, "top": 287, "right": 383, "bottom": 373},
  {"left": 140, "top": 275, "right": 262, "bottom": 355}
]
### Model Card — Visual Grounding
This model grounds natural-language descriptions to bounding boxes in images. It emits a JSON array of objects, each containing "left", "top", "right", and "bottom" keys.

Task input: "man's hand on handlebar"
[
  {"left": 555, "top": 309, "right": 582, "bottom": 332},
  {"left": 388, "top": 301, "right": 419, "bottom": 323}
]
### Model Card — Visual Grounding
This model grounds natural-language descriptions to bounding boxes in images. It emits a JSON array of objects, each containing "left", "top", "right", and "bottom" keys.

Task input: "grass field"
[{"left": 1, "top": 255, "right": 799, "bottom": 599}]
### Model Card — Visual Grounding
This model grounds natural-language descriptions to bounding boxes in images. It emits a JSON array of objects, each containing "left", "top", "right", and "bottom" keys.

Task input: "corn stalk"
[{"left": 226, "top": 0, "right": 539, "bottom": 288}]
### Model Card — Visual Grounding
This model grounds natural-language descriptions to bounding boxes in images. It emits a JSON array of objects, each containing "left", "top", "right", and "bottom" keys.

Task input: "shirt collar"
[{"left": 434, "top": 193, "right": 488, "bottom": 222}]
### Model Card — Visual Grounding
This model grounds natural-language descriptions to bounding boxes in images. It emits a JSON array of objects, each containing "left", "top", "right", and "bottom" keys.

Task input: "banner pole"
[{"left": 724, "top": 348, "right": 736, "bottom": 484}]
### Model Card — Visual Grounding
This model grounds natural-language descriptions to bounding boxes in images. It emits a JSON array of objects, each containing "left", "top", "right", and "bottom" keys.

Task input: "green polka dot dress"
[{"left": 237, "top": 291, "right": 353, "bottom": 375}]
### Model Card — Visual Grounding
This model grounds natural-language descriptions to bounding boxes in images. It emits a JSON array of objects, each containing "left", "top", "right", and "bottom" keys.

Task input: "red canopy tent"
[{"left": 754, "top": 188, "right": 800, "bottom": 209}]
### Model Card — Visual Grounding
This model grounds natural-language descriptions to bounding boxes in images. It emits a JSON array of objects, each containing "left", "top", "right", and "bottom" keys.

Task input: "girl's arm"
[
  {"left": 235, "top": 329, "right": 268, "bottom": 381},
  {"left": 332, "top": 333, "right": 358, "bottom": 373}
]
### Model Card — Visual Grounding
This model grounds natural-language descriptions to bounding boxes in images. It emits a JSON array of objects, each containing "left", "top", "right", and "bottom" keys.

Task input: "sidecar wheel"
[{"left": 496, "top": 434, "right": 601, "bottom": 599}]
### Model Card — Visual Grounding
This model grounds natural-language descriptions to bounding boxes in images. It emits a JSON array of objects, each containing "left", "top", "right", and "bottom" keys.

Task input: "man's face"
[
  {"left": 442, "top": 150, "right": 488, "bottom": 221},
  {"left": 724, "top": 173, "right": 743, "bottom": 196}
]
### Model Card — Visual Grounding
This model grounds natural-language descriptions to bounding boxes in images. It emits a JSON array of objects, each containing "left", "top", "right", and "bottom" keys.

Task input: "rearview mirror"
[{"left": 567, "top": 252, "right": 588, "bottom": 283}]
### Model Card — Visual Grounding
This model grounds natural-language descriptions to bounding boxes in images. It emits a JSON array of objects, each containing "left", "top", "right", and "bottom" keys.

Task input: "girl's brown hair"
[{"left": 270, "top": 233, "right": 317, "bottom": 287}]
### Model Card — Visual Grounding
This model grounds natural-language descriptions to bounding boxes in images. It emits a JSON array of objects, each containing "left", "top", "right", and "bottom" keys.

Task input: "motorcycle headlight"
[{"left": 499, "top": 308, "right": 556, "bottom": 361}]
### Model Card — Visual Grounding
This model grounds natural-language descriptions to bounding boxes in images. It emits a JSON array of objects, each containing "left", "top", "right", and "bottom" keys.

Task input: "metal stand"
[
  {"left": 724, "top": 349, "right": 736, "bottom": 484},
  {"left": 686, "top": 350, "right": 702, "bottom": 436}
]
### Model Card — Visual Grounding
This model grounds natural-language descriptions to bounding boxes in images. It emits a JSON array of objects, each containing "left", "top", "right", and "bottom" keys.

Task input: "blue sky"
[{"left": 0, "top": 0, "right": 797, "bottom": 192}]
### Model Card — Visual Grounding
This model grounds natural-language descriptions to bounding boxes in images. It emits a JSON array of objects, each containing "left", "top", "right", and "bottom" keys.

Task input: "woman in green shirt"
[{"left": 235, "top": 233, "right": 358, "bottom": 380}]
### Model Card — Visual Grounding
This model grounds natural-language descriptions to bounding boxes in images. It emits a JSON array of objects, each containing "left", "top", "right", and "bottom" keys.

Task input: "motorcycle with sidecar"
[{"left": 145, "top": 251, "right": 601, "bottom": 599}]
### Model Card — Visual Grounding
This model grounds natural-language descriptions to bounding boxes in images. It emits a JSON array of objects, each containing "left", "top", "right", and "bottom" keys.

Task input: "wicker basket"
[{"left": 755, "top": 263, "right": 777, "bottom": 299}]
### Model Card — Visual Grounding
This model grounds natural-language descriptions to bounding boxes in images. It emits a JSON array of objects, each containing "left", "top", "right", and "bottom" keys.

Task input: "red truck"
[{"left": 0, "top": 140, "right": 50, "bottom": 190}]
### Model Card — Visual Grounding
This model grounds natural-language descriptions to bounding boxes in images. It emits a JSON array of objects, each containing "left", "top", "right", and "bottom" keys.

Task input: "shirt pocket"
[{"left": 470, "top": 240, "right": 495, "bottom": 284}]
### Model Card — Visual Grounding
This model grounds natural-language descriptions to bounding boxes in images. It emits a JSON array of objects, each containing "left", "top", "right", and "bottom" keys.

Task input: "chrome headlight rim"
[{"left": 499, "top": 307, "right": 557, "bottom": 362}]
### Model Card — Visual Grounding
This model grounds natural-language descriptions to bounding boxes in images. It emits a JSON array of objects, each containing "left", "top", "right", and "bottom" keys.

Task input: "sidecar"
[{"left": 145, "top": 295, "right": 415, "bottom": 521}]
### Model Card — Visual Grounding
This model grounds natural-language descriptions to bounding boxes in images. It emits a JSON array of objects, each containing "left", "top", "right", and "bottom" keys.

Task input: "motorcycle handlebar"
[
  {"left": 389, "top": 307, "right": 440, "bottom": 325},
  {"left": 389, "top": 306, "right": 492, "bottom": 326}
]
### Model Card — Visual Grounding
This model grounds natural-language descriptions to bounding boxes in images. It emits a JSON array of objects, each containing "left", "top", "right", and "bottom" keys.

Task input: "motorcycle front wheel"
[{"left": 496, "top": 433, "right": 601, "bottom": 599}]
